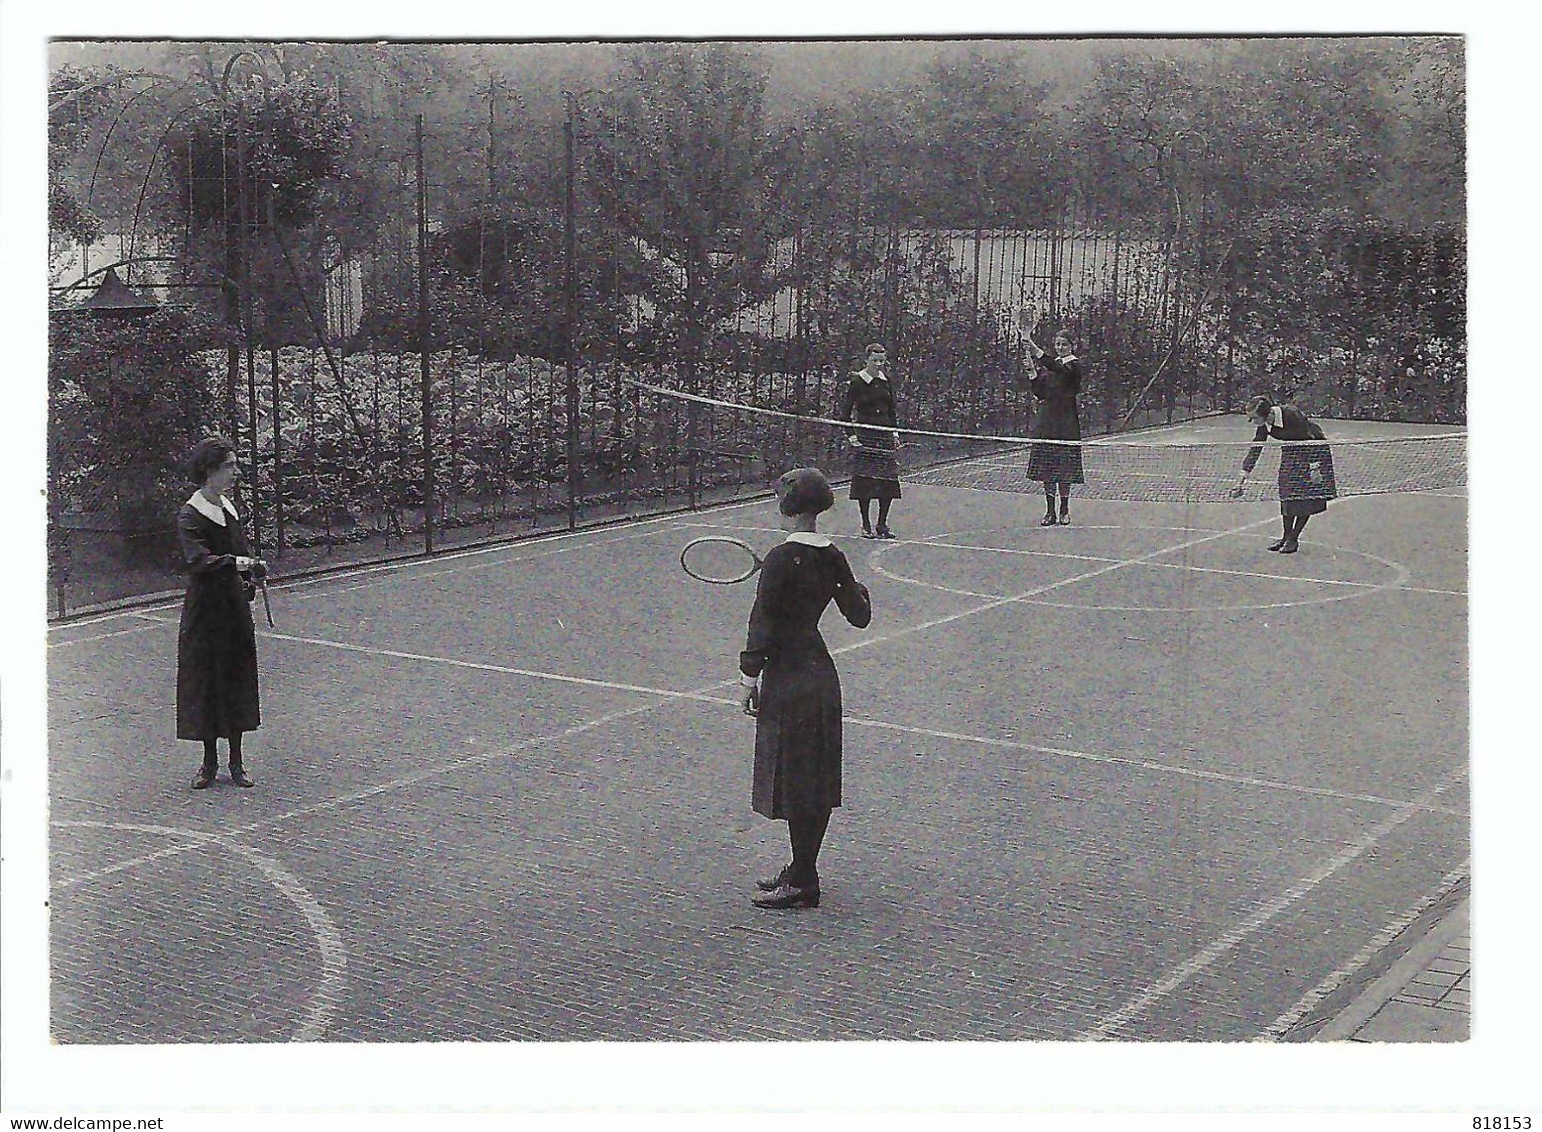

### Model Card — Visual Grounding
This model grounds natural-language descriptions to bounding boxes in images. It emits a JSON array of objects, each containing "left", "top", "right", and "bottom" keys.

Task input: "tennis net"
[{"left": 636, "top": 380, "right": 1466, "bottom": 505}]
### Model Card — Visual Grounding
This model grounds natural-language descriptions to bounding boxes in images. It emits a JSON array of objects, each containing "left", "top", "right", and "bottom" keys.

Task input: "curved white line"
[
  {"left": 53, "top": 820, "right": 346, "bottom": 1043},
  {"left": 869, "top": 525, "right": 1416, "bottom": 613}
]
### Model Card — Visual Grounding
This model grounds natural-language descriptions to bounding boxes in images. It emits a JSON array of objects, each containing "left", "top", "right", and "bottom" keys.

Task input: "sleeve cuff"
[{"left": 739, "top": 674, "right": 759, "bottom": 688}]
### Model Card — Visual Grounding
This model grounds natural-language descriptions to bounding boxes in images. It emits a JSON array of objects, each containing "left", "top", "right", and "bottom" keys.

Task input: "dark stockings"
[
  {"left": 787, "top": 809, "right": 832, "bottom": 888},
  {"left": 1282, "top": 514, "right": 1311, "bottom": 541},
  {"left": 202, "top": 732, "right": 244, "bottom": 771},
  {"left": 1044, "top": 484, "right": 1071, "bottom": 518},
  {"left": 859, "top": 498, "right": 894, "bottom": 531}
]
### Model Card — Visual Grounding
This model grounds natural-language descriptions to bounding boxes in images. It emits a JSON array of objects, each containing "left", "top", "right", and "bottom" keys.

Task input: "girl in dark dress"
[
  {"left": 839, "top": 343, "right": 902, "bottom": 539},
  {"left": 1231, "top": 395, "right": 1338, "bottom": 553},
  {"left": 1022, "top": 323, "right": 1086, "bottom": 525},
  {"left": 739, "top": 467, "right": 872, "bottom": 909},
  {"left": 177, "top": 437, "right": 267, "bottom": 788}
]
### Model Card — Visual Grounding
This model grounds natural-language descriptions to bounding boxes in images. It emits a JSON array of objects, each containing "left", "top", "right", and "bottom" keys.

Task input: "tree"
[
  {"left": 917, "top": 45, "right": 1058, "bottom": 227},
  {"left": 583, "top": 43, "right": 795, "bottom": 377}
]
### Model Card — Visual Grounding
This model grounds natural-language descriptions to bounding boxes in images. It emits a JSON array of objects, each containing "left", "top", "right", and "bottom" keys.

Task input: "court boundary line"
[
  {"left": 52, "top": 624, "right": 1466, "bottom": 891},
  {"left": 867, "top": 536, "right": 1420, "bottom": 614},
  {"left": 53, "top": 819, "right": 346, "bottom": 1042},
  {"left": 53, "top": 510, "right": 1467, "bottom": 906},
  {"left": 1259, "top": 861, "right": 1471, "bottom": 1040},
  {"left": 1077, "top": 763, "right": 1468, "bottom": 1041},
  {"left": 45, "top": 487, "right": 792, "bottom": 634},
  {"left": 681, "top": 518, "right": 1465, "bottom": 600}
]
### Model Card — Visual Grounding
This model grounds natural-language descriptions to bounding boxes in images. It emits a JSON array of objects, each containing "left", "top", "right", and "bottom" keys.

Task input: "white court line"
[
  {"left": 51, "top": 669, "right": 762, "bottom": 892},
  {"left": 53, "top": 820, "right": 346, "bottom": 1042},
  {"left": 53, "top": 512, "right": 1460, "bottom": 889},
  {"left": 47, "top": 620, "right": 165, "bottom": 648},
  {"left": 884, "top": 534, "right": 1456, "bottom": 593},
  {"left": 1078, "top": 763, "right": 1468, "bottom": 1041},
  {"left": 828, "top": 512, "right": 1287, "bottom": 659},
  {"left": 45, "top": 489, "right": 784, "bottom": 634},
  {"left": 62, "top": 618, "right": 1466, "bottom": 820},
  {"left": 868, "top": 537, "right": 1424, "bottom": 614},
  {"left": 844, "top": 716, "right": 1467, "bottom": 818},
  {"left": 1260, "top": 861, "right": 1470, "bottom": 1040}
]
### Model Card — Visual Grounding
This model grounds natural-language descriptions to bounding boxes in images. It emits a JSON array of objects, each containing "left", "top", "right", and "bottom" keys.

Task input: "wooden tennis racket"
[{"left": 679, "top": 536, "right": 765, "bottom": 585}]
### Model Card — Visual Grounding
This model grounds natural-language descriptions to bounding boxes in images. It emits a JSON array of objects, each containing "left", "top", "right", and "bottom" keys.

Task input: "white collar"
[
  {"left": 1269, "top": 406, "right": 1284, "bottom": 429},
  {"left": 1055, "top": 354, "right": 1078, "bottom": 364},
  {"left": 785, "top": 532, "right": 832, "bottom": 547},
  {"left": 187, "top": 491, "right": 239, "bottom": 526},
  {"left": 856, "top": 369, "right": 887, "bottom": 384}
]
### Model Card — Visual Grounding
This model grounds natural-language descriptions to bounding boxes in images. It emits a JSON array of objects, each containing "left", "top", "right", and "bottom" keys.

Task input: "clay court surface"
[{"left": 46, "top": 418, "right": 1468, "bottom": 1042}]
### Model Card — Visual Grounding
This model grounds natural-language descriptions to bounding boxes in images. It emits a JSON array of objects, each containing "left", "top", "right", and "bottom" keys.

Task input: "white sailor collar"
[
  {"left": 187, "top": 491, "right": 240, "bottom": 526},
  {"left": 856, "top": 369, "right": 888, "bottom": 384},
  {"left": 1055, "top": 354, "right": 1079, "bottom": 364},
  {"left": 1268, "top": 406, "right": 1284, "bottom": 429},
  {"left": 785, "top": 532, "right": 833, "bottom": 548}
]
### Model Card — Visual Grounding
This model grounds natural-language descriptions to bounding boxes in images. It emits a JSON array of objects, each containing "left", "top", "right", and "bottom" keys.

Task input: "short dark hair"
[
  {"left": 776, "top": 467, "right": 835, "bottom": 517},
  {"left": 1053, "top": 330, "right": 1075, "bottom": 348},
  {"left": 1245, "top": 395, "right": 1274, "bottom": 419},
  {"left": 864, "top": 343, "right": 886, "bottom": 356},
  {"left": 188, "top": 436, "right": 236, "bottom": 486}
]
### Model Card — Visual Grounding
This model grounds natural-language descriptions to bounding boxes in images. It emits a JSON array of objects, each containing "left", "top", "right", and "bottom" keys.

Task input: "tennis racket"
[
  {"left": 258, "top": 579, "right": 274, "bottom": 628},
  {"left": 679, "top": 536, "right": 765, "bottom": 585}
]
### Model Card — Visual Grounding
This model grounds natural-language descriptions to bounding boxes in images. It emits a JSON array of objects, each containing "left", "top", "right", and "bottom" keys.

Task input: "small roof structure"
[{"left": 76, "top": 267, "right": 159, "bottom": 317}]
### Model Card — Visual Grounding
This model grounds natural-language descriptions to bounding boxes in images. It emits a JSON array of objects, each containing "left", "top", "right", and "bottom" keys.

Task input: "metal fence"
[{"left": 47, "top": 102, "right": 1465, "bottom": 618}]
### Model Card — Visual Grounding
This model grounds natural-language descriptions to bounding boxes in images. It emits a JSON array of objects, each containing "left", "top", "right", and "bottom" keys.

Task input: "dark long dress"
[
  {"left": 740, "top": 538, "right": 872, "bottom": 818},
  {"left": 176, "top": 498, "right": 262, "bottom": 740},
  {"left": 839, "top": 374, "right": 902, "bottom": 502},
  {"left": 1242, "top": 405, "right": 1338, "bottom": 517},
  {"left": 1025, "top": 353, "right": 1085, "bottom": 484}
]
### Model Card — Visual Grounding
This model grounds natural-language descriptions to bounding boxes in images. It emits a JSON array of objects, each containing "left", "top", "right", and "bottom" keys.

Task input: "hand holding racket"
[
  {"left": 680, "top": 536, "right": 765, "bottom": 585},
  {"left": 847, "top": 432, "right": 905, "bottom": 453},
  {"left": 251, "top": 559, "right": 275, "bottom": 627}
]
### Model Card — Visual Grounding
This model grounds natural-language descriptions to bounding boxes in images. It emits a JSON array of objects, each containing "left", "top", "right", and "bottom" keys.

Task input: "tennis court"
[{"left": 46, "top": 416, "right": 1468, "bottom": 1042}]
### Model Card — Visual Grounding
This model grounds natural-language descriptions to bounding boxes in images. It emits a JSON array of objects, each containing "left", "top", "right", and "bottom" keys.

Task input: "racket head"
[{"left": 679, "top": 536, "right": 763, "bottom": 584}]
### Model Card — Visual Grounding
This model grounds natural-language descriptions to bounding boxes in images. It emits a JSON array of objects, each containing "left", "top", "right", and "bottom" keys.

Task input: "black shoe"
[
  {"left": 756, "top": 865, "right": 789, "bottom": 892},
  {"left": 1279, "top": 539, "right": 1299, "bottom": 554},
  {"left": 860, "top": 527, "right": 876, "bottom": 540},
  {"left": 230, "top": 767, "right": 255, "bottom": 788},
  {"left": 1039, "top": 514, "right": 1058, "bottom": 526},
  {"left": 752, "top": 882, "right": 820, "bottom": 909},
  {"left": 876, "top": 525, "right": 896, "bottom": 540},
  {"left": 191, "top": 766, "right": 216, "bottom": 790},
  {"left": 756, "top": 865, "right": 817, "bottom": 892},
  {"left": 1267, "top": 537, "right": 1288, "bottom": 551},
  {"left": 1058, "top": 511, "right": 1071, "bottom": 526}
]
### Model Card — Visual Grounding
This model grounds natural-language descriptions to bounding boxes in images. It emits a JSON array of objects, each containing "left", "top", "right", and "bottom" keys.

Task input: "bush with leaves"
[{"left": 49, "top": 305, "right": 228, "bottom": 549}]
